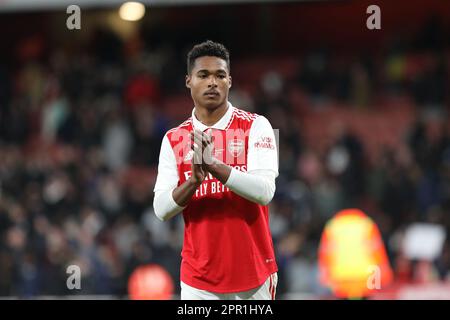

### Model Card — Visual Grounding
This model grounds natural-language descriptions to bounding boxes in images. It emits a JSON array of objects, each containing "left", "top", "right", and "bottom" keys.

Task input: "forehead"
[{"left": 192, "top": 56, "right": 228, "bottom": 73}]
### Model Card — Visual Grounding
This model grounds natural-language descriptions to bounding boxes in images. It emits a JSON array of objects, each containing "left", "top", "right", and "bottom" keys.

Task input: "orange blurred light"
[{"left": 128, "top": 264, "right": 174, "bottom": 300}]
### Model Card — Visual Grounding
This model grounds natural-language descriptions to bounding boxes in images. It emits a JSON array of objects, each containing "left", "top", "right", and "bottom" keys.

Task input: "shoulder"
[
  {"left": 162, "top": 117, "right": 193, "bottom": 149},
  {"left": 232, "top": 107, "right": 259, "bottom": 122},
  {"left": 228, "top": 107, "right": 260, "bottom": 131},
  {"left": 229, "top": 107, "right": 274, "bottom": 133},
  {"left": 234, "top": 107, "right": 273, "bottom": 129},
  {"left": 165, "top": 117, "right": 193, "bottom": 137}
]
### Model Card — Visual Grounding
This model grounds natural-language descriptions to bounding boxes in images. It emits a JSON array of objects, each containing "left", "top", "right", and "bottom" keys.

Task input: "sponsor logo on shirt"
[
  {"left": 183, "top": 165, "right": 247, "bottom": 199},
  {"left": 254, "top": 137, "right": 275, "bottom": 150}
]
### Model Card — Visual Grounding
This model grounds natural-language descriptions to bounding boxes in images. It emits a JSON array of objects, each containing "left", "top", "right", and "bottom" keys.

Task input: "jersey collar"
[{"left": 191, "top": 101, "right": 234, "bottom": 131}]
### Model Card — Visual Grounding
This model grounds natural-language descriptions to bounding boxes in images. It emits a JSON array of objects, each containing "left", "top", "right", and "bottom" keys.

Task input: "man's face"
[{"left": 186, "top": 56, "right": 232, "bottom": 110}]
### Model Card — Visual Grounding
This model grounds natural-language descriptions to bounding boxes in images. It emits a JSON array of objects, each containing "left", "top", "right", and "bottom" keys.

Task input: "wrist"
[
  {"left": 188, "top": 177, "right": 203, "bottom": 187},
  {"left": 205, "top": 158, "right": 220, "bottom": 174}
]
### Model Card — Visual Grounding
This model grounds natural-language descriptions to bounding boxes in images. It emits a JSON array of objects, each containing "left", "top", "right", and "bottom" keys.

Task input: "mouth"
[{"left": 204, "top": 91, "right": 220, "bottom": 98}]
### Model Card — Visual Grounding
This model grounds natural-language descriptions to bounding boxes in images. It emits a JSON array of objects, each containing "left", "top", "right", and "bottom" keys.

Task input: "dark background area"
[{"left": 0, "top": 0, "right": 450, "bottom": 299}]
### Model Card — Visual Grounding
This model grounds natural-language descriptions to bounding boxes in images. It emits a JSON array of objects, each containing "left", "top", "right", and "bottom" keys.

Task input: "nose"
[{"left": 208, "top": 75, "right": 217, "bottom": 88}]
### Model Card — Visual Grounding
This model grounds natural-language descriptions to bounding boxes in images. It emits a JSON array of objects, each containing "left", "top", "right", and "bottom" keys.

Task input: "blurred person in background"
[{"left": 0, "top": 1, "right": 449, "bottom": 299}]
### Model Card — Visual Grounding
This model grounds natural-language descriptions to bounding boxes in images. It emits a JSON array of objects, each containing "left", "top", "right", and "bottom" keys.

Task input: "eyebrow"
[{"left": 196, "top": 69, "right": 227, "bottom": 74}]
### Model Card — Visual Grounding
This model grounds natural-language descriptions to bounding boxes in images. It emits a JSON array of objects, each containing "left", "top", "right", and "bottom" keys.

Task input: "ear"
[
  {"left": 186, "top": 75, "right": 191, "bottom": 88},
  {"left": 228, "top": 75, "right": 232, "bottom": 89}
]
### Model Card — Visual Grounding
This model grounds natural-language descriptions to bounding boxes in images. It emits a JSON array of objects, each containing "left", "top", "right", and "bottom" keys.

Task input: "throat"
[{"left": 194, "top": 104, "right": 228, "bottom": 126}]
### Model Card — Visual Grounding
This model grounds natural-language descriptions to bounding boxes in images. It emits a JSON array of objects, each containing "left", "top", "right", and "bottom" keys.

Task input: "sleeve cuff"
[{"left": 224, "top": 168, "right": 239, "bottom": 187}]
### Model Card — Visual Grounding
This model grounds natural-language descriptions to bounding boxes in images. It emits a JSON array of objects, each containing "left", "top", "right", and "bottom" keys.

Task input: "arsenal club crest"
[{"left": 228, "top": 139, "right": 245, "bottom": 157}]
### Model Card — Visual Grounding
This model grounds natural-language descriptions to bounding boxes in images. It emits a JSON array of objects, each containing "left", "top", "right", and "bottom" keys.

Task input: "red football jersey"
[{"left": 163, "top": 104, "right": 278, "bottom": 293}]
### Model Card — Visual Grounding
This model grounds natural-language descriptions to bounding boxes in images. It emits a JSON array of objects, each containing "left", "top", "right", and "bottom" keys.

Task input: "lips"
[{"left": 204, "top": 90, "right": 219, "bottom": 96}]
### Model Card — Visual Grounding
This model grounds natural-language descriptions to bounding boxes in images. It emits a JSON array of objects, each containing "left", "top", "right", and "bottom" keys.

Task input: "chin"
[{"left": 203, "top": 99, "right": 224, "bottom": 110}]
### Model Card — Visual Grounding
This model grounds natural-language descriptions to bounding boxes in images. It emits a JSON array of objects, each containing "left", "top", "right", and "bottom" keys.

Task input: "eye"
[
  {"left": 198, "top": 74, "right": 207, "bottom": 79},
  {"left": 218, "top": 74, "right": 226, "bottom": 79}
]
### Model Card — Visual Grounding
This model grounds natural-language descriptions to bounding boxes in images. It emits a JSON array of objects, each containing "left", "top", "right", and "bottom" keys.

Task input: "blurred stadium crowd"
[{"left": 0, "top": 8, "right": 450, "bottom": 298}]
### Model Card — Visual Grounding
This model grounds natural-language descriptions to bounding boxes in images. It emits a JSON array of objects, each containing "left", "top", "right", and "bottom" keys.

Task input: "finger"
[
  {"left": 202, "top": 135, "right": 210, "bottom": 149},
  {"left": 205, "top": 130, "right": 215, "bottom": 145},
  {"left": 190, "top": 136, "right": 202, "bottom": 149},
  {"left": 193, "top": 130, "right": 204, "bottom": 141},
  {"left": 193, "top": 129, "right": 203, "bottom": 140},
  {"left": 203, "top": 130, "right": 212, "bottom": 145},
  {"left": 190, "top": 141, "right": 199, "bottom": 150},
  {"left": 193, "top": 151, "right": 202, "bottom": 165},
  {"left": 193, "top": 142, "right": 202, "bottom": 155},
  {"left": 194, "top": 130, "right": 211, "bottom": 148},
  {"left": 193, "top": 132, "right": 206, "bottom": 150},
  {"left": 193, "top": 129, "right": 204, "bottom": 142},
  {"left": 191, "top": 140, "right": 198, "bottom": 149},
  {"left": 192, "top": 144, "right": 203, "bottom": 165},
  {"left": 193, "top": 129, "right": 209, "bottom": 140}
]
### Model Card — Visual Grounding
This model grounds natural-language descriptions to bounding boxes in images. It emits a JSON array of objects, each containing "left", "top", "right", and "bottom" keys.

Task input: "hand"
[
  {"left": 190, "top": 129, "right": 232, "bottom": 184},
  {"left": 190, "top": 129, "right": 216, "bottom": 171},
  {"left": 191, "top": 130, "right": 217, "bottom": 171},
  {"left": 189, "top": 130, "right": 209, "bottom": 185},
  {"left": 190, "top": 145, "right": 206, "bottom": 186}
]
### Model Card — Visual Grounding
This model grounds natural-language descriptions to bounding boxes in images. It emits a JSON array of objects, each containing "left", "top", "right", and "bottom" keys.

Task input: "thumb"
[{"left": 207, "top": 129, "right": 214, "bottom": 143}]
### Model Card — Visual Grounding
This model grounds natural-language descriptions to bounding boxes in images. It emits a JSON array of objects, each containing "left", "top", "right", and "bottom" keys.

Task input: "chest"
[{"left": 179, "top": 127, "right": 250, "bottom": 182}]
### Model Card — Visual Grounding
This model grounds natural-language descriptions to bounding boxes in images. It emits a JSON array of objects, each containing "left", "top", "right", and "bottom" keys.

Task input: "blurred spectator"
[{"left": 0, "top": 11, "right": 449, "bottom": 299}]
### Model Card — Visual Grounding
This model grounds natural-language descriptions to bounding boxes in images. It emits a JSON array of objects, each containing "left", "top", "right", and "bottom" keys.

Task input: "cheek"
[
  {"left": 190, "top": 83, "right": 202, "bottom": 94},
  {"left": 193, "top": 80, "right": 206, "bottom": 89}
]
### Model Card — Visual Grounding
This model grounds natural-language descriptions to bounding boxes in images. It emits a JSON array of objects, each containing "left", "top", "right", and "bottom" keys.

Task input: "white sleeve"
[
  {"left": 247, "top": 115, "right": 279, "bottom": 175},
  {"left": 224, "top": 169, "right": 276, "bottom": 206},
  {"left": 153, "top": 134, "right": 185, "bottom": 221},
  {"left": 224, "top": 116, "right": 279, "bottom": 206}
]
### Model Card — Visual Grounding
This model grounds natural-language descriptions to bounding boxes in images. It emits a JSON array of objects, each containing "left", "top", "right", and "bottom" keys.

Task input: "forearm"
[
  {"left": 154, "top": 178, "right": 201, "bottom": 221},
  {"left": 206, "top": 160, "right": 232, "bottom": 184},
  {"left": 173, "top": 178, "right": 202, "bottom": 207},
  {"left": 224, "top": 168, "right": 276, "bottom": 205},
  {"left": 206, "top": 161, "right": 275, "bottom": 205}
]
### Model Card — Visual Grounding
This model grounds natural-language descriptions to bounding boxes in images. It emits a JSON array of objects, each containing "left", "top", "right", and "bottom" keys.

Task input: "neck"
[{"left": 194, "top": 102, "right": 228, "bottom": 126}]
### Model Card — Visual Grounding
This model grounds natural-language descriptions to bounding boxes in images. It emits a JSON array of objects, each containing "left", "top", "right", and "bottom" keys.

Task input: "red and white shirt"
[{"left": 153, "top": 102, "right": 278, "bottom": 293}]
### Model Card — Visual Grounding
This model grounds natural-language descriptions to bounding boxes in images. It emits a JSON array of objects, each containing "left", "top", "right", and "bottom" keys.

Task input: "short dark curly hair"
[{"left": 187, "top": 40, "right": 230, "bottom": 75}]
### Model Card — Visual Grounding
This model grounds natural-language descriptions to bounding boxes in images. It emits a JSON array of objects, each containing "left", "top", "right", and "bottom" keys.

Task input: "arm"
[
  {"left": 196, "top": 159, "right": 275, "bottom": 206},
  {"left": 223, "top": 168, "right": 276, "bottom": 205},
  {"left": 224, "top": 115, "right": 279, "bottom": 205},
  {"left": 172, "top": 144, "right": 206, "bottom": 207},
  {"left": 193, "top": 115, "right": 279, "bottom": 205},
  {"left": 153, "top": 135, "right": 206, "bottom": 221}
]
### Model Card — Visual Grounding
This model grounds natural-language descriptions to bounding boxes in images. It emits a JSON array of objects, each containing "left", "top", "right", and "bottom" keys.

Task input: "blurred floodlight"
[{"left": 119, "top": 2, "right": 146, "bottom": 21}]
